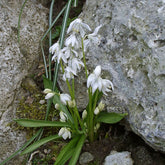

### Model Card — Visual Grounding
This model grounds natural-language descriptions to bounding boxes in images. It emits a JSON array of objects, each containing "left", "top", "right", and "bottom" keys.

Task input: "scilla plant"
[
  {"left": 0, "top": 1, "right": 127, "bottom": 165},
  {"left": 13, "top": 18, "right": 127, "bottom": 164}
]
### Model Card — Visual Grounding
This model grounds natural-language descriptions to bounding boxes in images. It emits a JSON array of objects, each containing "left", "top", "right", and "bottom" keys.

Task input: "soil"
[{"left": 28, "top": 123, "right": 165, "bottom": 165}]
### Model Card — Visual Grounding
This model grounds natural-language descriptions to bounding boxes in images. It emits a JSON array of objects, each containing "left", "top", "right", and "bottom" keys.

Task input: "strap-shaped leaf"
[
  {"left": 14, "top": 119, "right": 71, "bottom": 127},
  {"left": 68, "top": 134, "right": 86, "bottom": 165},
  {"left": 43, "top": 75, "right": 53, "bottom": 90},
  {"left": 96, "top": 112, "right": 128, "bottom": 124},
  {"left": 54, "top": 136, "right": 79, "bottom": 165},
  {"left": 21, "top": 135, "right": 60, "bottom": 155},
  {"left": 56, "top": 148, "right": 75, "bottom": 165}
]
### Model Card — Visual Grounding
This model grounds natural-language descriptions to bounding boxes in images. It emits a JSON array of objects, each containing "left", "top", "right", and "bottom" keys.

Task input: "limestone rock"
[
  {"left": 104, "top": 151, "right": 133, "bottom": 165},
  {"left": 80, "top": 0, "right": 165, "bottom": 152},
  {"left": 79, "top": 152, "right": 94, "bottom": 165},
  {"left": 59, "top": 0, "right": 165, "bottom": 152},
  {"left": 0, "top": 0, "right": 48, "bottom": 164}
]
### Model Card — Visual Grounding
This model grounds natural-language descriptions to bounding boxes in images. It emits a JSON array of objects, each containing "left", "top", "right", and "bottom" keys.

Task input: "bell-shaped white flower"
[
  {"left": 60, "top": 93, "right": 71, "bottom": 105},
  {"left": 87, "top": 65, "right": 114, "bottom": 95},
  {"left": 58, "top": 127, "right": 71, "bottom": 140},
  {"left": 84, "top": 25, "right": 102, "bottom": 51},
  {"left": 52, "top": 49, "right": 68, "bottom": 64},
  {"left": 101, "top": 79, "right": 114, "bottom": 95},
  {"left": 59, "top": 111, "right": 68, "bottom": 122},
  {"left": 67, "top": 18, "right": 91, "bottom": 37},
  {"left": 65, "top": 33, "right": 80, "bottom": 49},
  {"left": 68, "top": 58, "right": 84, "bottom": 73},
  {"left": 49, "top": 41, "right": 60, "bottom": 54},
  {"left": 63, "top": 66, "right": 77, "bottom": 81},
  {"left": 62, "top": 46, "right": 78, "bottom": 59}
]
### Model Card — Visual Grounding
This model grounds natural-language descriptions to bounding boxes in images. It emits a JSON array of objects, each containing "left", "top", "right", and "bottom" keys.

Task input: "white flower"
[
  {"left": 68, "top": 58, "right": 84, "bottom": 73},
  {"left": 63, "top": 66, "right": 77, "bottom": 81},
  {"left": 82, "top": 110, "right": 87, "bottom": 120},
  {"left": 58, "top": 127, "right": 71, "bottom": 140},
  {"left": 65, "top": 33, "right": 80, "bottom": 49},
  {"left": 62, "top": 46, "right": 78, "bottom": 59},
  {"left": 43, "top": 88, "right": 55, "bottom": 99},
  {"left": 59, "top": 111, "right": 68, "bottom": 122},
  {"left": 94, "top": 107, "right": 100, "bottom": 115},
  {"left": 60, "top": 93, "right": 71, "bottom": 105},
  {"left": 87, "top": 65, "right": 114, "bottom": 95},
  {"left": 49, "top": 42, "right": 60, "bottom": 54},
  {"left": 101, "top": 79, "right": 114, "bottom": 95},
  {"left": 67, "top": 18, "right": 91, "bottom": 37},
  {"left": 45, "top": 93, "right": 55, "bottom": 99},
  {"left": 52, "top": 49, "right": 68, "bottom": 64},
  {"left": 84, "top": 25, "right": 102, "bottom": 51}
]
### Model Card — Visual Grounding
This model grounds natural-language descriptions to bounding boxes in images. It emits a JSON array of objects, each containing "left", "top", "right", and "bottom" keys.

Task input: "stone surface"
[
  {"left": 0, "top": 0, "right": 48, "bottom": 164},
  {"left": 79, "top": 152, "right": 94, "bottom": 165},
  {"left": 59, "top": 0, "right": 165, "bottom": 152},
  {"left": 104, "top": 151, "right": 133, "bottom": 165}
]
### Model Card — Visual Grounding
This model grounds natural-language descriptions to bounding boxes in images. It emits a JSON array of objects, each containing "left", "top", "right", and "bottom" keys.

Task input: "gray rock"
[
  {"left": 80, "top": 0, "right": 165, "bottom": 152},
  {"left": 104, "top": 151, "right": 134, "bottom": 165},
  {"left": 79, "top": 152, "right": 94, "bottom": 165},
  {"left": 0, "top": 0, "right": 48, "bottom": 164},
  {"left": 59, "top": 0, "right": 165, "bottom": 152}
]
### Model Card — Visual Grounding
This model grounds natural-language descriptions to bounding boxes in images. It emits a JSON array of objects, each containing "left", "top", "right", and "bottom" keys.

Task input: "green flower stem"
[
  {"left": 93, "top": 90, "right": 99, "bottom": 112},
  {"left": 53, "top": 0, "right": 72, "bottom": 90},
  {"left": 71, "top": 78, "right": 83, "bottom": 129},
  {"left": 72, "top": 78, "right": 75, "bottom": 99},
  {"left": 88, "top": 87, "right": 94, "bottom": 142},
  {"left": 81, "top": 38, "right": 88, "bottom": 79},
  {"left": 48, "top": 0, "right": 55, "bottom": 80}
]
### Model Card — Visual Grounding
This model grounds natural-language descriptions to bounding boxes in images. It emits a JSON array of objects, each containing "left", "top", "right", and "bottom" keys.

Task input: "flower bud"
[
  {"left": 94, "top": 107, "right": 100, "bottom": 115},
  {"left": 55, "top": 103, "right": 60, "bottom": 110},
  {"left": 82, "top": 110, "right": 87, "bottom": 119},
  {"left": 94, "top": 123, "right": 100, "bottom": 133},
  {"left": 43, "top": 88, "right": 52, "bottom": 94},
  {"left": 98, "top": 101, "right": 105, "bottom": 111},
  {"left": 68, "top": 99, "right": 76, "bottom": 108}
]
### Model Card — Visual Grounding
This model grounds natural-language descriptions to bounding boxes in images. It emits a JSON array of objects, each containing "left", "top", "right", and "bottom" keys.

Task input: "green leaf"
[
  {"left": 69, "top": 134, "right": 86, "bottom": 165},
  {"left": 56, "top": 148, "right": 75, "bottom": 165},
  {"left": 21, "top": 135, "right": 60, "bottom": 155},
  {"left": 96, "top": 112, "right": 128, "bottom": 124},
  {"left": 54, "top": 136, "right": 80, "bottom": 165},
  {"left": 52, "top": 26, "right": 61, "bottom": 40},
  {"left": 14, "top": 119, "right": 71, "bottom": 128},
  {"left": 43, "top": 75, "right": 53, "bottom": 89}
]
